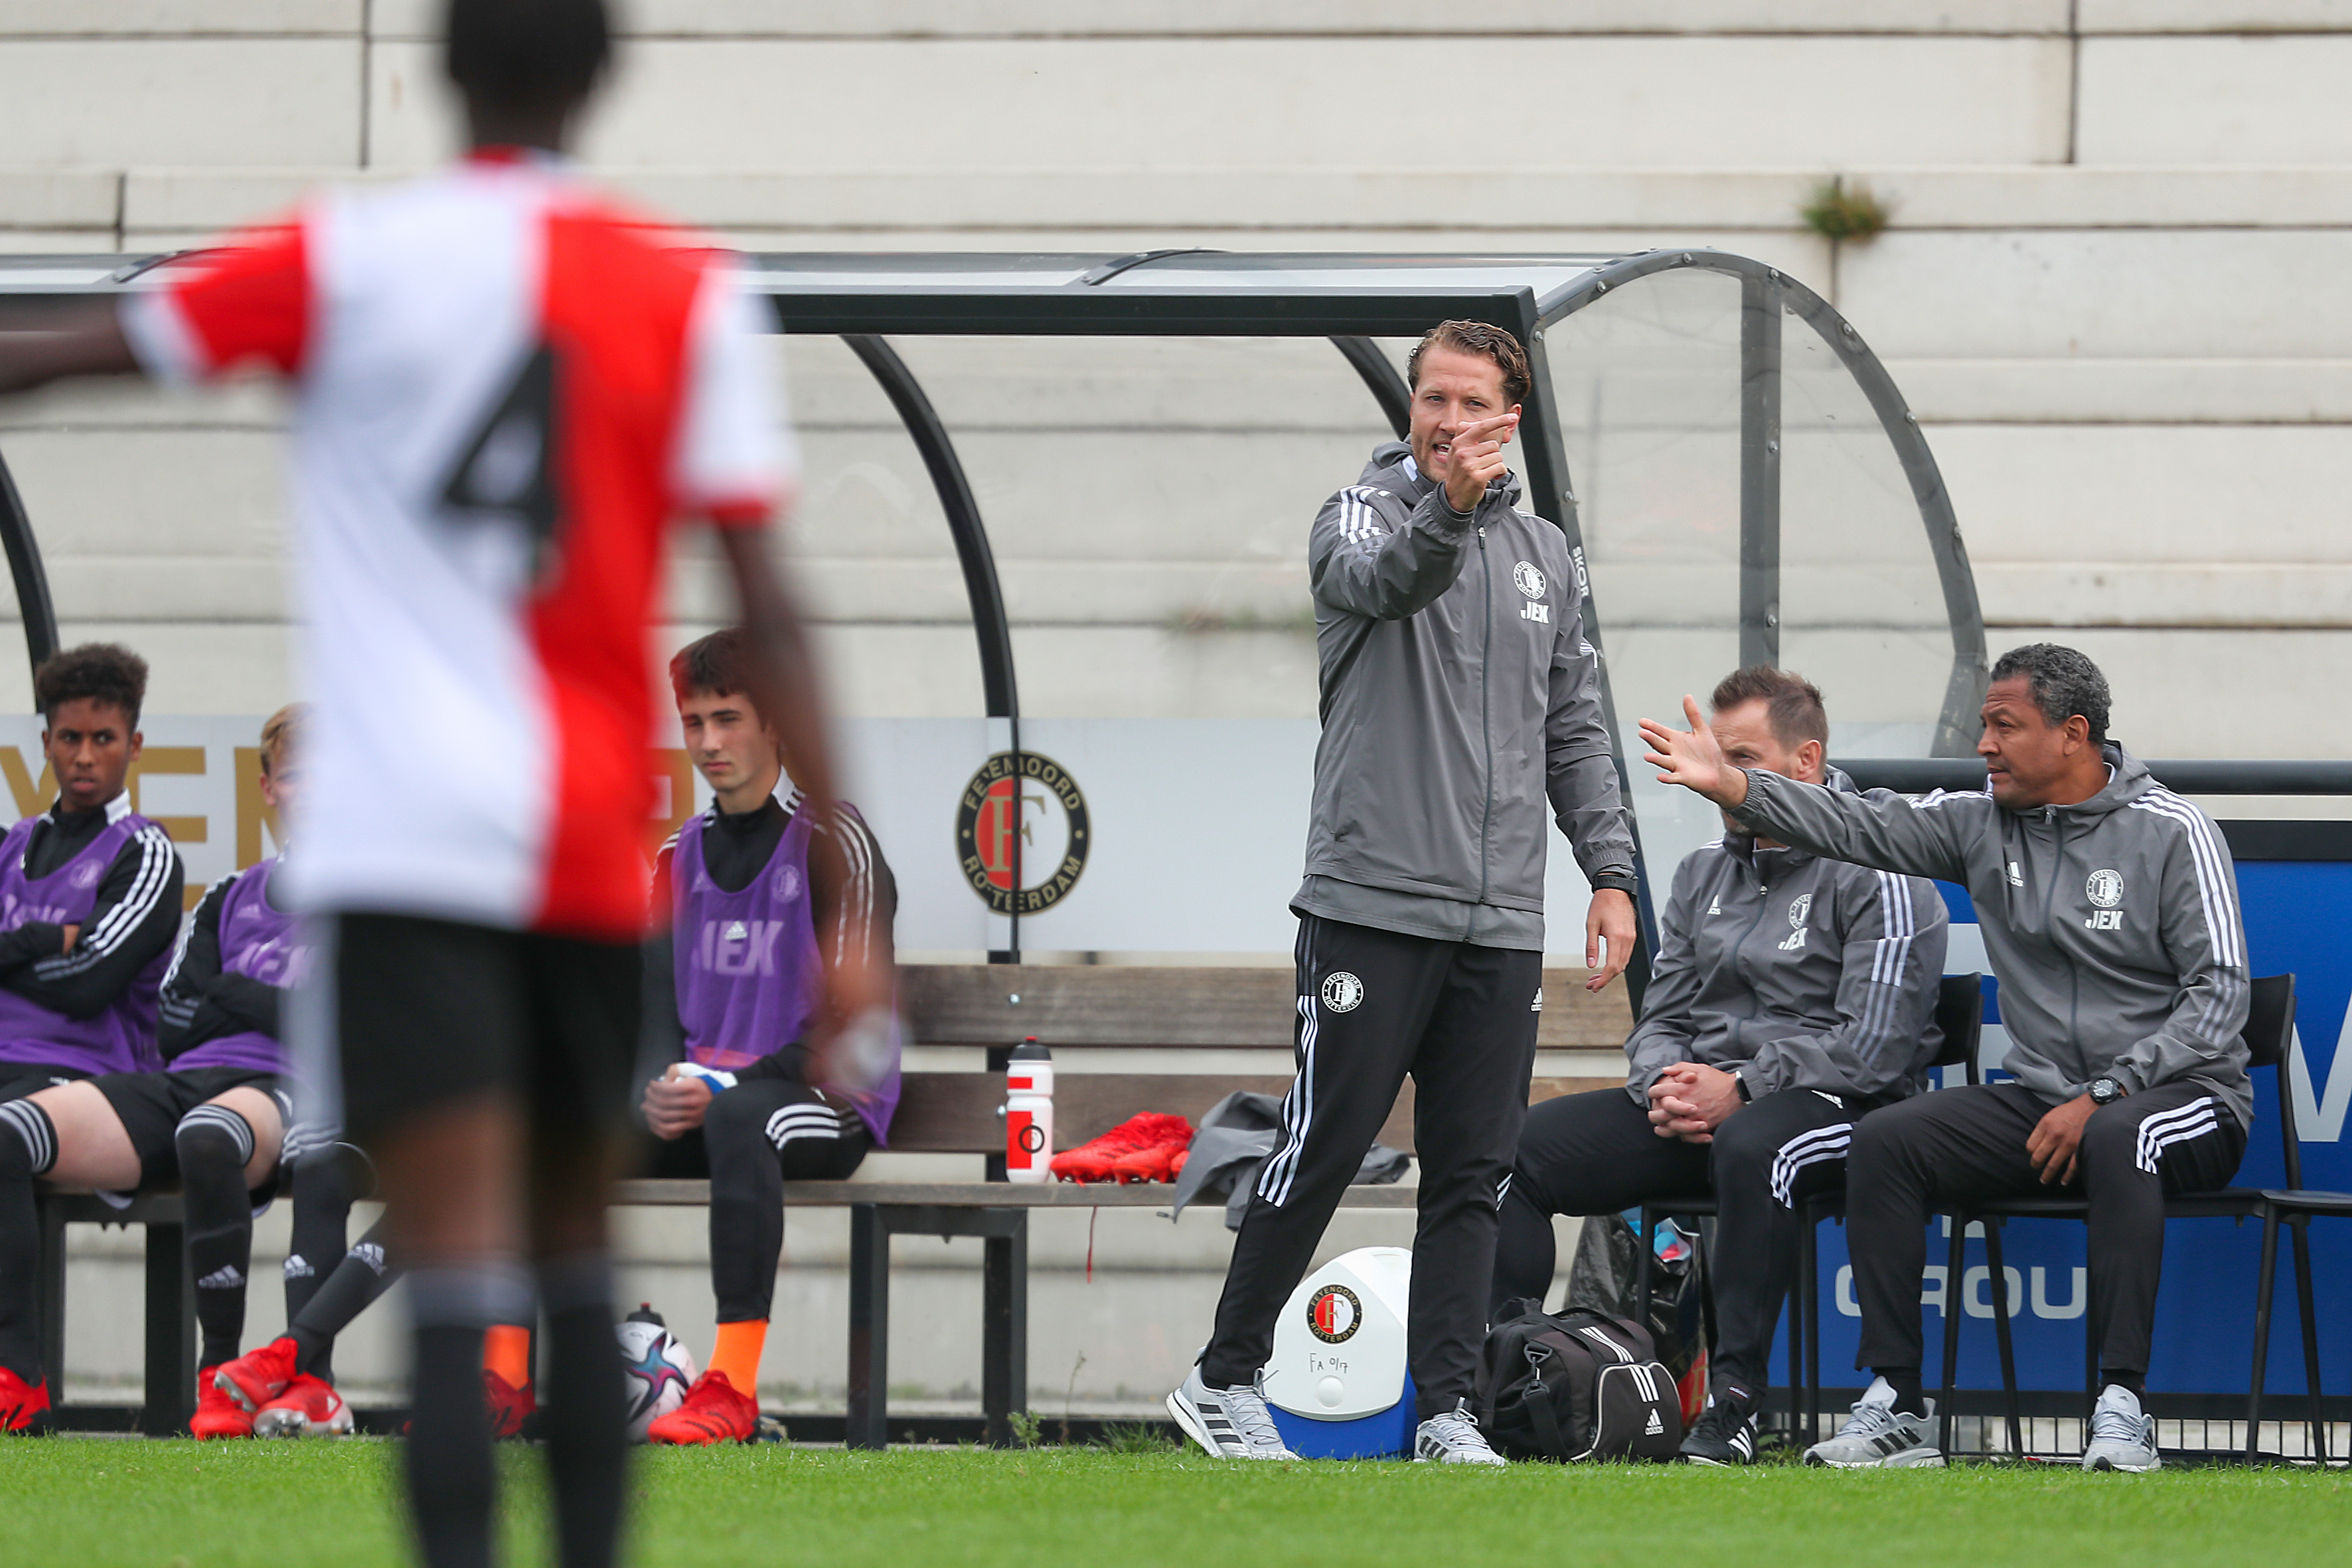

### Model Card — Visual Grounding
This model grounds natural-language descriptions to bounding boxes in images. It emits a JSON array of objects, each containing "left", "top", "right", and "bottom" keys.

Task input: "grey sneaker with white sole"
[
  {"left": 1804, "top": 1377, "right": 1944, "bottom": 1468},
  {"left": 1414, "top": 1400, "right": 1508, "bottom": 1466},
  {"left": 2082, "top": 1385, "right": 2161, "bottom": 1472},
  {"left": 1166, "top": 1364, "right": 1298, "bottom": 1460}
]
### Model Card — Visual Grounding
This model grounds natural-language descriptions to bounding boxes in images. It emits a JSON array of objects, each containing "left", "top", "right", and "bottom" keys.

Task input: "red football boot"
[
  {"left": 212, "top": 1336, "right": 298, "bottom": 1413},
  {"left": 1050, "top": 1113, "right": 1194, "bottom": 1184},
  {"left": 1106, "top": 1115, "right": 1196, "bottom": 1184},
  {"left": 254, "top": 1373, "right": 353, "bottom": 1438},
  {"left": 191, "top": 1372, "right": 255, "bottom": 1439},
  {"left": 483, "top": 1369, "right": 536, "bottom": 1439},
  {"left": 645, "top": 1369, "right": 757, "bottom": 1446},
  {"left": 0, "top": 1366, "right": 48, "bottom": 1433}
]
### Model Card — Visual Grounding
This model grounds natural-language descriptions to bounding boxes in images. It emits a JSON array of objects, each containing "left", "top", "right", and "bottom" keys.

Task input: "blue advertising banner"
[{"left": 1774, "top": 828, "right": 2351, "bottom": 1399}]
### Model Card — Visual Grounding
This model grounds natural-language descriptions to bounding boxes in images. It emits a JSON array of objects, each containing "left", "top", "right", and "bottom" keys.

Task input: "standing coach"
[{"left": 1168, "top": 321, "right": 1639, "bottom": 1466}]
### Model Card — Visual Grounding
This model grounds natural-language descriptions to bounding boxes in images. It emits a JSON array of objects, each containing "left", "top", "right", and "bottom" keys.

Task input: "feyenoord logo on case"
[
  {"left": 955, "top": 751, "right": 1091, "bottom": 917},
  {"left": 1320, "top": 971, "right": 1364, "bottom": 1013},
  {"left": 1306, "top": 1283, "right": 1363, "bottom": 1344}
]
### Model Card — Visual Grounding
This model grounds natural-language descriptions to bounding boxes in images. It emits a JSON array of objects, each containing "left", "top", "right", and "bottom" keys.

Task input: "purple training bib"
[
  {"left": 672, "top": 801, "right": 899, "bottom": 1142},
  {"left": 171, "top": 856, "right": 306, "bottom": 1076},
  {"left": 0, "top": 807, "right": 170, "bottom": 1073}
]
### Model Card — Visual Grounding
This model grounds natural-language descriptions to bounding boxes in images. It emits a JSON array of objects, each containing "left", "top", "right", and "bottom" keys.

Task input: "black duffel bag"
[{"left": 1474, "top": 1299, "right": 1682, "bottom": 1462}]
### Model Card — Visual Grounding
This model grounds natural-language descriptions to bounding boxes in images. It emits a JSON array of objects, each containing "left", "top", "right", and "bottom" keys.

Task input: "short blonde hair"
[{"left": 259, "top": 704, "right": 305, "bottom": 775}]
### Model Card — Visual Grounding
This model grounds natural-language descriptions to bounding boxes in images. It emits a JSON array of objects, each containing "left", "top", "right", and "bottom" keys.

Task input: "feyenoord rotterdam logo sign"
[
  {"left": 1306, "top": 1283, "right": 1363, "bottom": 1344},
  {"left": 955, "top": 751, "right": 1091, "bottom": 917}
]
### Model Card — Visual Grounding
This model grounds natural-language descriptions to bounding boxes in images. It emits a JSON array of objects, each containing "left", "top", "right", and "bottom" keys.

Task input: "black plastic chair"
[
  {"left": 1951, "top": 973, "right": 2308, "bottom": 1462},
  {"left": 1634, "top": 973, "right": 1984, "bottom": 1444},
  {"left": 2248, "top": 991, "right": 2339, "bottom": 1462}
]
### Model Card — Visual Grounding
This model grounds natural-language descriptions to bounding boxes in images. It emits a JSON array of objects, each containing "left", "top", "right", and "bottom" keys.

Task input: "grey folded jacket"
[{"left": 1165, "top": 1089, "right": 1411, "bottom": 1229}]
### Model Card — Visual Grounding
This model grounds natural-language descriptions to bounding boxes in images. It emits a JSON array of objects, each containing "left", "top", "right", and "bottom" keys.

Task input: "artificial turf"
[{"left": 0, "top": 1439, "right": 2343, "bottom": 1568}]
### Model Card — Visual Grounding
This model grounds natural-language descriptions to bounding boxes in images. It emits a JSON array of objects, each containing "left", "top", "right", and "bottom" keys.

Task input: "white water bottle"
[{"left": 1004, "top": 1037, "right": 1054, "bottom": 1184}]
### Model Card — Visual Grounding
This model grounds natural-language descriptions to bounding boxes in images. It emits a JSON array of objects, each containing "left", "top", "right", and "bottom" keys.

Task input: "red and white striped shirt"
[{"left": 123, "top": 151, "right": 791, "bottom": 941}]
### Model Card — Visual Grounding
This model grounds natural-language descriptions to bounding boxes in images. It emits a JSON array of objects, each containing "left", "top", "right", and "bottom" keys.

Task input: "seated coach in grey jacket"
[
  {"left": 1642, "top": 643, "right": 2250, "bottom": 1475},
  {"left": 1492, "top": 665, "right": 1948, "bottom": 1467}
]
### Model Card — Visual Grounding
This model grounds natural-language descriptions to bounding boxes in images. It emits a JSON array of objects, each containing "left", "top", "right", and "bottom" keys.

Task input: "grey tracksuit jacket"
[
  {"left": 1626, "top": 768, "right": 1950, "bottom": 1106},
  {"left": 1733, "top": 744, "right": 2253, "bottom": 1127},
  {"left": 1293, "top": 441, "right": 1638, "bottom": 949}
]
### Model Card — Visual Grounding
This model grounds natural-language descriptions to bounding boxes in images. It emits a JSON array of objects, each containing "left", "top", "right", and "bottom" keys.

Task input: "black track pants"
[
  {"left": 642, "top": 1077, "right": 870, "bottom": 1323},
  {"left": 1495, "top": 1084, "right": 1860, "bottom": 1397},
  {"left": 1201, "top": 915, "right": 1540, "bottom": 1419},
  {"left": 1845, "top": 1080, "right": 2246, "bottom": 1379}
]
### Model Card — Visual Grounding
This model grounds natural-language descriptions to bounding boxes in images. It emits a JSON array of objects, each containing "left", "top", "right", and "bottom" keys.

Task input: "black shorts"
[
  {"left": 331, "top": 911, "right": 641, "bottom": 1148},
  {"left": 0, "top": 1063, "right": 92, "bottom": 1105},
  {"left": 92, "top": 1065, "right": 287, "bottom": 1191}
]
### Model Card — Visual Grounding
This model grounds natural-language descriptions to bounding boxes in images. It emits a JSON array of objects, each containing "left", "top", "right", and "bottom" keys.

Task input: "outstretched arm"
[
  {"left": 0, "top": 300, "right": 139, "bottom": 396},
  {"left": 1642, "top": 697, "right": 1976, "bottom": 884}
]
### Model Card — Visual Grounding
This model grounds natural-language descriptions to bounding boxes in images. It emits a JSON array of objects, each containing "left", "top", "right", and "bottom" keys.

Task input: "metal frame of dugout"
[{"left": 3, "top": 249, "right": 2350, "bottom": 1450}]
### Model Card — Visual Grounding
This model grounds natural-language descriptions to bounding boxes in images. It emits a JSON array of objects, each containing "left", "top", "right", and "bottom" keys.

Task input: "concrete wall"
[{"left": 9, "top": 1, "right": 2351, "bottom": 1411}]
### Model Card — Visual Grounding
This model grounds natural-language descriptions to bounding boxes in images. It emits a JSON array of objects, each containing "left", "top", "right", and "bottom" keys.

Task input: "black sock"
[
  {"left": 1874, "top": 1368, "right": 1926, "bottom": 1417},
  {"left": 404, "top": 1264, "right": 532, "bottom": 1568},
  {"left": 175, "top": 1107, "right": 257, "bottom": 1371},
  {"left": 292, "top": 1221, "right": 396, "bottom": 1379},
  {"left": 538, "top": 1253, "right": 628, "bottom": 1568},
  {"left": 286, "top": 1146, "right": 370, "bottom": 1383},
  {"left": 0, "top": 1100, "right": 57, "bottom": 1385},
  {"left": 2101, "top": 1369, "right": 2145, "bottom": 1399}
]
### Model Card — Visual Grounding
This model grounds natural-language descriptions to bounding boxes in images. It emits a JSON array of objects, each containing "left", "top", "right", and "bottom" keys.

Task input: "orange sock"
[
  {"left": 483, "top": 1324, "right": 533, "bottom": 1391},
  {"left": 710, "top": 1319, "right": 768, "bottom": 1395}
]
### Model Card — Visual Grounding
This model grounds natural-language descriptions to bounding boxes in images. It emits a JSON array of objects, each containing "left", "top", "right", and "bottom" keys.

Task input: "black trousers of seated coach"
[
  {"left": 1492, "top": 1085, "right": 1867, "bottom": 1400},
  {"left": 1845, "top": 1080, "right": 2246, "bottom": 1381},
  {"left": 1199, "top": 914, "right": 1540, "bottom": 1421}
]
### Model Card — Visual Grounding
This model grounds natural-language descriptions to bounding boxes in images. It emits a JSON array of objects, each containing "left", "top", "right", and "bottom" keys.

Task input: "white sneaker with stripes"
[
  {"left": 1414, "top": 1400, "right": 1508, "bottom": 1466},
  {"left": 2082, "top": 1384, "right": 2161, "bottom": 1472},
  {"left": 1166, "top": 1364, "right": 1298, "bottom": 1460},
  {"left": 1804, "top": 1377, "right": 1944, "bottom": 1468}
]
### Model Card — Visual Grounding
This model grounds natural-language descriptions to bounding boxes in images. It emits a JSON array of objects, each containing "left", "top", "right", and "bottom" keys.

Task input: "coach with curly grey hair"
[{"left": 1640, "top": 644, "right": 2250, "bottom": 1474}]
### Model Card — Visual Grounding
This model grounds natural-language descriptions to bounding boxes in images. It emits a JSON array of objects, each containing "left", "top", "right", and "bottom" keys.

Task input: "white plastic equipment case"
[{"left": 1261, "top": 1245, "right": 1417, "bottom": 1458}]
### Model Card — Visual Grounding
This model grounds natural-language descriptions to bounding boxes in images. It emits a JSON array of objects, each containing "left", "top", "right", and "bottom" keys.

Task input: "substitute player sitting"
[
  {"left": 637, "top": 629, "right": 899, "bottom": 1445},
  {"left": 1644, "top": 644, "right": 2250, "bottom": 1473},
  {"left": 1491, "top": 666, "right": 1947, "bottom": 1465},
  {"left": 0, "top": 645, "right": 185, "bottom": 1106},
  {"left": 3, "top": 703, "right": 307, "bottom": 1435}
]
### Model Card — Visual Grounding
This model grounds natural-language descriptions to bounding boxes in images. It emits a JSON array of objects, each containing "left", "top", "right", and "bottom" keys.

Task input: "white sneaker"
[
  {"left": 1414, "top": 1400, "right": 1508, "bottom": 1466},
  {"left": 2082, "top": 1385, "right": 2161, "bottom": 1472},
  {"left": 1166, "top": 1364, "right": 1297, "bottom": 1460},
  {"left": 1804, "top": 1377, "right": 1944, "bottom": 1468}
]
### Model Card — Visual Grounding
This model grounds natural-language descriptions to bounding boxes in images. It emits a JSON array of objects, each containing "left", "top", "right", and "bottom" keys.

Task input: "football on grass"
[{"left": 617, "top": 1305, "right": 698, "bottom": 1441}]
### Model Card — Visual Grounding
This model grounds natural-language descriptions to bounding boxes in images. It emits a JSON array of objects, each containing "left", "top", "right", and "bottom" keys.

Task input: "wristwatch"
[
  {"left": 2087, "top": 1076, "right": 2126, "bottom": 1105},
  {"left": 1733, "top": 1069, "right": 1754, "bottom": 1105}
]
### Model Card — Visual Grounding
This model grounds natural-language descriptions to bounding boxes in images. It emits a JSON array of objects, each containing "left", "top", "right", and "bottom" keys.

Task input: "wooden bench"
[{"left": 37, "top": 963, "right": 1629, "bottom": 1443}]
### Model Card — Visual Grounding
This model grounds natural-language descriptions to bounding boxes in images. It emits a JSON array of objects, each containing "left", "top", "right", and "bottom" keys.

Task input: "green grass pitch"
[{"left": 1, "top": 1441, "right": 2343, "bottom": 1568}]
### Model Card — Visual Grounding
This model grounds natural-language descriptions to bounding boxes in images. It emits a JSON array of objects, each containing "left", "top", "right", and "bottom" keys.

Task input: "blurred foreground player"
[
  {"left": 0, "top": 1, "right": 876, "bottom": 1559},
  {"left": 637, "top": 629, "right": 899, "bottom": 1443},
  {"left": 1168, "top": 323, "right": 1640, "bottom": 1466}
]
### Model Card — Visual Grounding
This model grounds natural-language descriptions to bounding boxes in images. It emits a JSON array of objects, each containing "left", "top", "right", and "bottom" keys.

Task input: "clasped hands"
[{"left": 1646, "top": 1061, "right": 1743, "bottom": 1143}]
